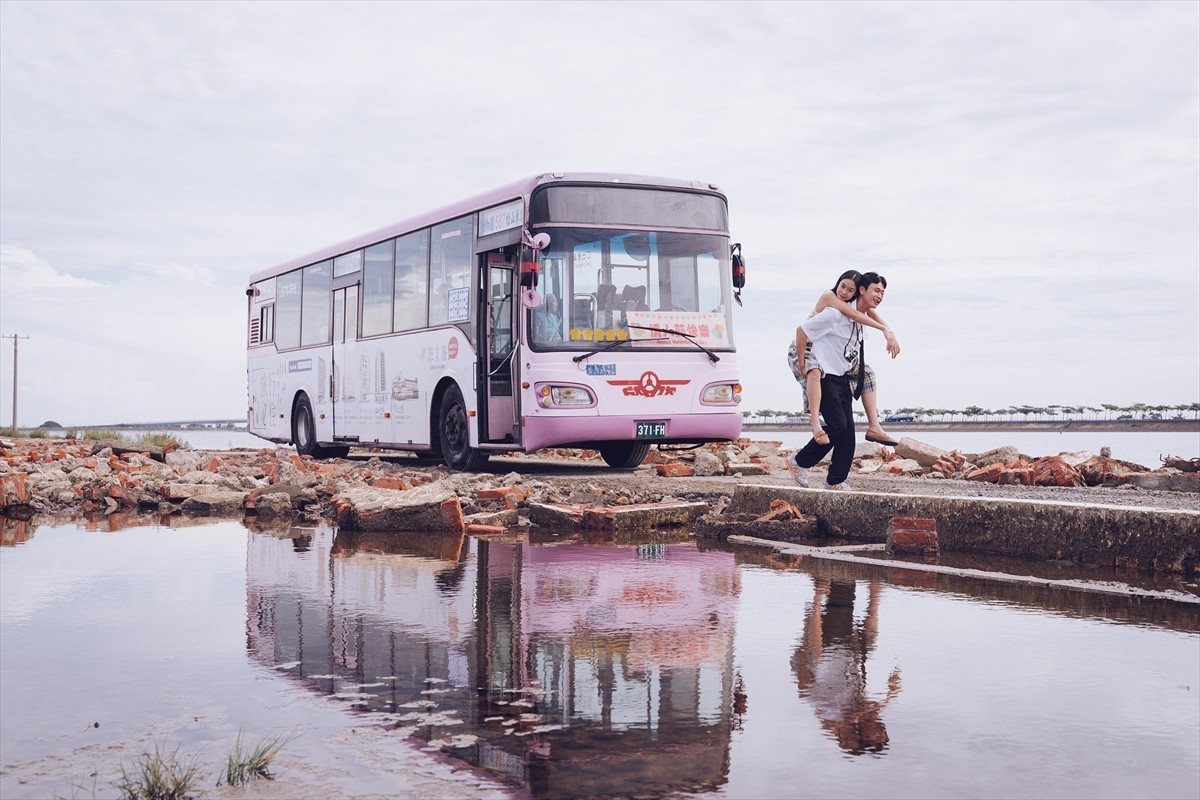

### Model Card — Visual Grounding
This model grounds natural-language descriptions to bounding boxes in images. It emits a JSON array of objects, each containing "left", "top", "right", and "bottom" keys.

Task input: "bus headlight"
[
  {"left": 536, "top": 383, "right": 596, "bottom": 407},
  {"left": 702, "top": 383, "right": 742, "bottom": 405}
]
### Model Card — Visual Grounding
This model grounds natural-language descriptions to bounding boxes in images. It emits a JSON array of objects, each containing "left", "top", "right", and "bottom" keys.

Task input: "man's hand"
[{"left": 884, "top": 330, "right": 901, "bottom": 358}]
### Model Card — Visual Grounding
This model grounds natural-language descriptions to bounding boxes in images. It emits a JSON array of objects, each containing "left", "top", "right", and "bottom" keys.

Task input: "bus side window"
[
  {"left": 300, "top": 260, "right": 332, "bottom": 347},
  {"left": 430, "top": 216, "right": 473, "bottom": 328},
  {"left": 259, "top": 304, "right": 274, "bottom": 343},
  {"left": 362, "top": 241, "right": 394, "bottom": 337},
  {"left": 394, "top": 229, "right": 430, "bottom": 331},
  {"left": 275, "top": 271, "right": 302, "bottom": 350}
]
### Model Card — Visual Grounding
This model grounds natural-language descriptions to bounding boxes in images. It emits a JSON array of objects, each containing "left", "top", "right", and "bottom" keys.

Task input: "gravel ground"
[{"left": 471, "top": 454, "right": 1200, "bottom": 513}]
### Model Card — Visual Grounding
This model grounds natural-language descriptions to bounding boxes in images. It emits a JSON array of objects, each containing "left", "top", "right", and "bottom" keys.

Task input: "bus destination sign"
[{"left": 478, "top": 200, "right": 524, "bottom": 236}]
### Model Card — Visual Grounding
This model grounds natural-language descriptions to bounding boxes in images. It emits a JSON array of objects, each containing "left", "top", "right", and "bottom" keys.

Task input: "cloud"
[
  {"left": 0, "top": 0, "right": 1196, "bottom": 427},
  {"left": 0, "top": 245, "right": 104, "bottom": 291}
]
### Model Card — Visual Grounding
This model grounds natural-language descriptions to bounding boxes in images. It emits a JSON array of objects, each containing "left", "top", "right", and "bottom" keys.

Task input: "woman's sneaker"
[
  {"left": 825, "top": 482, "right": 853, "bottom": 491},
  {"left": 788, "top": 455, "right": 809, "bottom": 487}
]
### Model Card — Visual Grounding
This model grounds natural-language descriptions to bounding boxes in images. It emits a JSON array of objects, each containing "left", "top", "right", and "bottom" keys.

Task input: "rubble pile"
[
  {"left": 1, "top": 433, "right": 1196, "bottom": 531},
  {"left": 0, "top": 437, "right": 718, "bottom": 528},
  {"left": 850, "top": 437, "right": 1199, "bottom": 492}
]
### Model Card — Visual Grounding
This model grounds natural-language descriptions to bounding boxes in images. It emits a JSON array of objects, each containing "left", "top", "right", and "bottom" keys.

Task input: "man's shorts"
[{"left": 787, "top": 340, "right": 876, "bottom": 412}]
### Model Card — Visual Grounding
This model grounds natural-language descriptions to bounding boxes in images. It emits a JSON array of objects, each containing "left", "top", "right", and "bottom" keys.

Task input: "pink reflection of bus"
[{"left": 246, "top": 172, "right": 746, "bottom": 470}]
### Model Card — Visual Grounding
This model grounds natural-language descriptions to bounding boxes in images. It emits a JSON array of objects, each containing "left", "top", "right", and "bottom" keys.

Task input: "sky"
[{"left": 1, "top": 0, "right": 1197, "bottom": 427}]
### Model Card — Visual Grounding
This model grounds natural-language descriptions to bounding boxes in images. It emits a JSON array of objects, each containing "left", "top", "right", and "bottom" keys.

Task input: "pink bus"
[{"left": 246, "top": 172, "right": 745, "bottom": 469}]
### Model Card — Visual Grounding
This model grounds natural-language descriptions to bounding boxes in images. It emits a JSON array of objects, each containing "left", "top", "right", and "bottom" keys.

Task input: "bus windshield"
[{"left": 529, "top": 228, "right": 733, "bottom": 351}]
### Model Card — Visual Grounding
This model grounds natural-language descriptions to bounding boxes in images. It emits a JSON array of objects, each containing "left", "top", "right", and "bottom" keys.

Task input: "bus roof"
[{"left": 248, "top": 172, "right": 725, "bottom": 284}]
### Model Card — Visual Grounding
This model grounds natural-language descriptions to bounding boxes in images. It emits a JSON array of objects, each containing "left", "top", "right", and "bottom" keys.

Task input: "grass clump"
[
  {"left": 83, "top": 429, "right": 126, "bottom": 441},
  {"left": 219, "top": 730, "right": 293, "bottom": 787},
  {"left": 113, "top": 743, "right": 200, "bottom": 800},
  {"left": 135, "top": 432, "right": 187, "bottom": 449}
]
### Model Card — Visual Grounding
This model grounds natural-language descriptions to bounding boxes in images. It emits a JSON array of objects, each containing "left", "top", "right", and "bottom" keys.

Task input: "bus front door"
[{"left": 480, "top": 253, "right": 517, "bottom": 443}]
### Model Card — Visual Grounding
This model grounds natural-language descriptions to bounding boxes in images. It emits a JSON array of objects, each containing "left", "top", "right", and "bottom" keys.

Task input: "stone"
[
  {"left": 527, "top": 500, "right": 709, "bottom": 532},
  {"left": 1056, "top": 451, "right": 1096, "bottom": 468},
  {"left": 692, "top": 451, "right": 724, "bottom": 476},
  {"left": 254, "top": 492, "right": 296, "bottom": 519},
  {"left": 180, "top": 490, "right": 247, "bottom": 516},
  {"left": 465, "top": 509, "right": 519, "bottom": 528},
  {"left": 894, "top": 438, "right": 950, "bottom": 468},
  {"left": 756, "top": 499, "right": 805, "bottom": 522},
  {"left": 333, "top": 482, "right": 465, "bottom": 532},
  {"left": 1028, "top": 456, "right": 1085, "bottom": 488},
  {"left": 884, "top": 458, "right": 924, "bottom": 475},
  {"left": 161, "top": 483, "right": 221, "bottom": 500},
  {"left": 999, "top": 465, "right": 1035, "bottom": 485},
  {"left": 1123, "top": 472, "right": 1200, "bottom": 493},
  {"left": 724, "top": 461, "right": 769, "bottom": 476},
  {"left": 855, "top": 441, "right": 884, "bottom": 460},
  {"left": 655, "top": 462, "right": 696, "bottom": 478},
  {"left": 1078, "top": 456, "right": 1135, "bottom": 486},
  {"left": 886, "top": 517, "right": 939, "bottom": 556},
  {"left": 973, "top": 446, "right": 1020, "bottom": 468},
  {"left": 965, "top": 463, "right": 1005, "bottom": 483},
  {"left": 465, "top": 523, "right": 507, "bottom": 535},
  {"left": 0, "top": 473, "right": 30, "bottom": 507}
]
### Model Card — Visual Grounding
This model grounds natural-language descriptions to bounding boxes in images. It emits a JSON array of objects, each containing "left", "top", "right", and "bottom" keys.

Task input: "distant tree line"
[{"left": 742, "top": 402, "right": 1200, "bottom": 424}]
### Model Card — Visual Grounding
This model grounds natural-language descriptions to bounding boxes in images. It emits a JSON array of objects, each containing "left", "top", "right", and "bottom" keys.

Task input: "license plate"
[{"left": 636, "top": 421, "right": 666, "bottom": 439}]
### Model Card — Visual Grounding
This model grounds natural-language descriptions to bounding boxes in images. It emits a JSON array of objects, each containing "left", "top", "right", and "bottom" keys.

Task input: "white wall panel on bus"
[{"left": 332, "top": 328, "right": 476, "bottom": 449}]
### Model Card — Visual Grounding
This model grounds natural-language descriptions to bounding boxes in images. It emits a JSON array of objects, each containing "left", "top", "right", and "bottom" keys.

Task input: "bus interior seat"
[
  {"left": 620, "top": 285, "right": 649, "bottom": 311},
  {"left": 595, "top": 284, "right": 616, "bottom": 327},
  {"left": 572, "top": 295, "right": 594, "bottom": 329},
  {"left": 596, "top": 284, "right": 616, "bottom": 310}
]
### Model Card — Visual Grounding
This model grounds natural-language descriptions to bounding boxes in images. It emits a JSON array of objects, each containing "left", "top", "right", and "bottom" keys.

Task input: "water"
[
  {"left": 765, "top": 429, "right": 1199, "bottom": 470},
  {"left": 127, "top": 427, "right": 1199, "bottom": 470},
  {"left": 2, "top": 518, "right": 1197, "bottom": 800}
]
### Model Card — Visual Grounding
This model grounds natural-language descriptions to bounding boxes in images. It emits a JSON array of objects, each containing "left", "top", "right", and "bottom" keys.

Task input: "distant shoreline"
[
  {"left": 15, "top": 419, "right": 1200, "bottom": 436},
  {"left": 743, "top": 420, "right": 1200, "bottom": 434}
]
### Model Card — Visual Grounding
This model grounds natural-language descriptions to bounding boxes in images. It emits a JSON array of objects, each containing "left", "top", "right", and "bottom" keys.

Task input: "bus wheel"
[
  {"left": 293, "top": 395, "right": 320, "bottom": 458},
  {"left": 598, "top": 441, "right": 651, "bottom": 469},
  {"left": 438, "top": 384, "right": 489, "bottom": 471},
  {"left": 292, "top": 394, "right": 347, "bottom": 459}
]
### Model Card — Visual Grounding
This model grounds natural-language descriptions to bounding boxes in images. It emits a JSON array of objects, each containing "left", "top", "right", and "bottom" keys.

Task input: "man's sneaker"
[{"left": 788, "top": 455, "right": 809, "bottom": 488}]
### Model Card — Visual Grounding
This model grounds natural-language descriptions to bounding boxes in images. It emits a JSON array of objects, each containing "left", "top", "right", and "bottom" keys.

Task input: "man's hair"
[{"left": 859, "top": 272, "right": 887, "bottom": 291}]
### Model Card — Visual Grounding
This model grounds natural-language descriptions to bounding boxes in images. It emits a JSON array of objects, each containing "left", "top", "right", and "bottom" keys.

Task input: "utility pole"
[{"left": 3, "top": 334, "right": 29, "bottom": 430}]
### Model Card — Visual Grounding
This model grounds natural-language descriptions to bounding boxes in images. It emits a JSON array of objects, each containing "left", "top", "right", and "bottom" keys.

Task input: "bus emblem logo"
[
  {"left": 607, "top": 370, "right": 689, "bottom": 398},
  {"left": 448, "top": 336, "right": 459, "bottom": 359}
]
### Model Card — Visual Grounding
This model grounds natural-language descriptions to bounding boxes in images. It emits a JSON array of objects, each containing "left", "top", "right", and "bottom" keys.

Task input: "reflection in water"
[
  {"left": 246, "top": 525, "right": 740, "bottom": 798},
  {"left": 0, "top": 516, "right": 34, "bottom": 546},
  {"left": 791, "top": 580, "right": 901, "bottom": 755}
]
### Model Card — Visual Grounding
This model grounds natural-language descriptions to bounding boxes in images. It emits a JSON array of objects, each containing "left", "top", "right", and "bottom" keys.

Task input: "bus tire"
[
  {"left": 292, "top": 394, "right": 320, "bottom": 457},
  {"left": 598, "top": 441, "right": 650, "bottom": 469},
  {"left": 438, "top": 384, "right": 489, "bottom": 471},
  {"left": 292, "top": 394, "right": 347, "bottom": 459}
]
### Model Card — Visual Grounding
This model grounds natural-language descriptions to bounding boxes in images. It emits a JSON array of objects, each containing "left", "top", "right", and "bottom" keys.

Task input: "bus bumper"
[{"left": 519, "top": 412, "right": 743, "bottom": 453}]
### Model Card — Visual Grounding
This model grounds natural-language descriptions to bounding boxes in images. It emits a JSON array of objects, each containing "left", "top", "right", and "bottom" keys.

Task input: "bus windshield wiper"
[
  {"left": 572, "top": 337, "right": 633, "bottom": 363},
  {"left": 627, "top": 324, "right": 720, "bottom": 364}
]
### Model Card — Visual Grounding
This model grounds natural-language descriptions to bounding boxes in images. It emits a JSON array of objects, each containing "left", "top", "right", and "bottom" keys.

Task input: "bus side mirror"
[{"left": 731, "top": 242, "right": 745, "bottom": 306}]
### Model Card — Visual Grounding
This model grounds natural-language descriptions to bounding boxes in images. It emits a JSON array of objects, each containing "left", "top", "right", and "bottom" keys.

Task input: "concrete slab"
[
  {"left": 528, "top": 500, "right": 709, "bottom": 532},
  {"left": 727, "top": 483, "right": 1200, "bottom": 576}
]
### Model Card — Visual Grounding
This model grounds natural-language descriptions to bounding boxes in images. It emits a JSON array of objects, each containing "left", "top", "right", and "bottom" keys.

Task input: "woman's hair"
[{"left": 831, "top": 270, "right": 862, "bottom": 293}]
